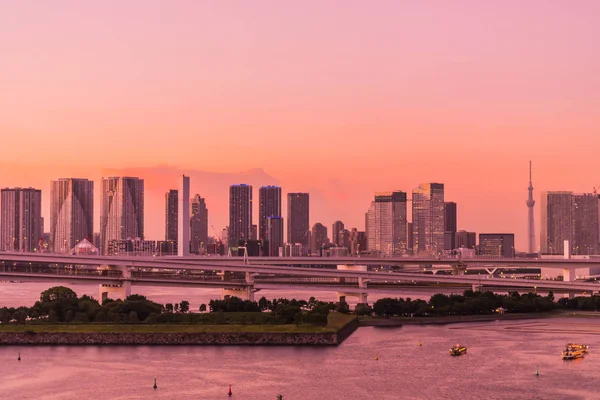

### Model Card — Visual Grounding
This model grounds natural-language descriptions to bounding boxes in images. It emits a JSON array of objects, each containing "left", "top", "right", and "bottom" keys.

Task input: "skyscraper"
[
  {"left": 412, "top": 183, "right": 445, "bottom": 255},
  {"left": 50, "top": 178, "right": 94, "bottom": 253},
  {"left": 0, "top": 188, "right": 42, "bottom": 252},
  {"left": 310, "top": 223, "right": 328, "bottom": 255},
  {"left": 572, "top": 193, "right": 599, "bottom": 255},
  {"left": 266, "top": 216, "right": 284, "bottom": 256},
  {"left": 165, "top": 189, "right": 178, "bottom": 242},
  {"left": 229, "top": 184, "right": 252, "bottom": 246},
  {"left": 190, "top": 194, "right": 208, "bottom": 254},
  {"left": 444, "top": 202, "right": 457, "bottom": 250},
  {"left": 259, "top": 186, "right": 282, "bottom": 242},
  {"left": 366, "top": 191, "right": 408, "bottom": 256},
  {"left": 540, "top": 191, "right": 572, "bottom": 255},
  {"left": 332, "top": 221, "right": 345, "bottom": 247},
  {"left": 100, "top": 177, "right": 144, "bottom": 255},
  {"left": 526, "top": 161, "right": 536, "bottom": 253},
  {"left": 178, "top": 175, "right": 190, "bottom": 256},
  {"left": 287, "top": 193, "right": 309, "bottom": 246}
]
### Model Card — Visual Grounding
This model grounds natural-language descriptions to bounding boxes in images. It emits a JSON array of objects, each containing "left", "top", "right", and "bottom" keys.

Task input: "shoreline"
[{"left": 0, "top": 316, "right": 360, "bottom": 346}]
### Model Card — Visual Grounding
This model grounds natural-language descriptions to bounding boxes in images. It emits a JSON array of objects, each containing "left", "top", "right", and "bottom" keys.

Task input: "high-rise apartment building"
[
  {"left": 190, "top": 194, "right": 208, "bottom": 254},
  {"left": 165, "top": 189, "right": 178, "bottom": 242},
  {"left": 571, "top": 193, "right": 599, "bottom": 255},
  {"left": 287, "top": 193, "right": 309, "bottom": 246},
  {"left": 266, "top": 216, "right": 284, "bottom": 257},
  {"left": 455, "top": 230, "right": 476, "bottom": 249},
  {"left": 407, "top": 222, "right": 413, "bottom": 253},
  {"left": 259, "top": 186, "right": 282, "bottom": 242},
  {"left": 366, "top": 191, "right": 408, "bottom": 256},
  {"left": 332, "top": 221, "right": 345, "bottom": 247},
  {"left": 541, "top": 191, "right": 599, "bottom": 255},
  {"left": 540, "top": 191, "right": 572, "bottom": 254},
  {"left": 229, "top": 184, "right": 252, "bottom": 246},
  {"left": 0, "top": 188, "right": 42, "bottom": 252},
  {"left": 479, "top": 233, "right": 515, "bottom": 257},
  {"left": 310, "top": 223, "right": 328, "bottom": 255},
  {"left": 444, "top": 202, "right": 457, "bottom": 250},
  {"left": 50, "top": 178, "right": 94, "bottom": 253},
  {"left": 100, "top": 177, "right": 144, "bottom": 255},
  {"left": 412, "top": 183, "right": 445, "bottom": 255}
]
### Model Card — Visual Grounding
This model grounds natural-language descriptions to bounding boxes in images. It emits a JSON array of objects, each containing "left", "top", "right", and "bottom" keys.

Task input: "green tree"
[
  {"left": 129, "top": 311, "right": 139, "bottom": 323},
  {"left": 199, "top": 304, "right": 207, "bottom": 312},
  {"left": 179, "top": 301, "right": 190, "bottom": 313},
  {"left": 165, "top": 303, "right": 173, "bottom": 313},
  {"left": 174, "top": 303, "right": 179, "bottom": 313},
  {"left": 12, "top": 310, "right": 27, "bottom": 323},
  {"left": 40, "top": 286, "right": 78, "bottom": 303}
]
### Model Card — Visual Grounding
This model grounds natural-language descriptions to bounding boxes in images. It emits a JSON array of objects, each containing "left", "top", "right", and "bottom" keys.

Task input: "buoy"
[
  {"left": 375, "top": 355, "right": 379, "bottom": 360},
  {"left": 153, "top": 377, "right": 157, "bottom": 389},
  {"left": 228, "top": 384, "right": 232, "bottom": 397},
  {"left": 277, "top": 395, "right": 284, "bottom": 400},
  {"left": 18, "top": 352, "right": 21, "bottom": 361},
  {"left": 535, "top": 366, "right": 539, "bottom": 376},
  {"left": 419, "top": 341, "right": 423, "bottom": 347}
]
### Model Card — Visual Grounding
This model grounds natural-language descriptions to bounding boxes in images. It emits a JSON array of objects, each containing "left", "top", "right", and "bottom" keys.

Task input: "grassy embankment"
[{"left": 0, "top": 312, "right": 355, "bottom": 334}]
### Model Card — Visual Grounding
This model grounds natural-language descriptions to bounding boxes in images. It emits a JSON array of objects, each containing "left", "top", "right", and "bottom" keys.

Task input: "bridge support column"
[
  {"left": 222, "top": 287, "right": 255, "bottom": 302},
  {"left": 452, "top": 264, "right": 467, "bottom": 275},
  {"left": 563, "top": 268, "right": 576, "bottom": 282},
  {"left": 472, "top": 284, "right": 481, "bottom": 292},
  {"left": 98, "top": 283, "right": 131, "bottom": 303}
]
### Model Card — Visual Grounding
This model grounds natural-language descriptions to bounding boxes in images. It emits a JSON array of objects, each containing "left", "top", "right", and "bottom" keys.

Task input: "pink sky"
[{"left": 1, "top": 1, "right": 599, "bottom": 250}]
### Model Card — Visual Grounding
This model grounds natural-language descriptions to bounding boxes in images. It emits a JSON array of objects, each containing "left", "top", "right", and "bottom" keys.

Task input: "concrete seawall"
[{"left": 0, "top": 322, "right": 361, "bottom": 346}]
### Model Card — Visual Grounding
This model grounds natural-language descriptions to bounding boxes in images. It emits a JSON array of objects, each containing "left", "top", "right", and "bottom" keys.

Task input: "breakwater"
[{"left": 0, "top": 320, "right": 360, "bottom": 346}]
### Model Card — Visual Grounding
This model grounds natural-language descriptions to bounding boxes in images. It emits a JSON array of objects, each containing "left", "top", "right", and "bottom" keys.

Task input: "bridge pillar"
[
  {"left": 98, "top": 283, "right": 131, "bottom": 303},
  {"left": 336, "top": 292, "right": 368, "bottom": 305},
  {"left": 472, "top": 284, "right": 481, "bottom": 292},
  {"left": 222, "top": 287, "right": 255, "bottom": 302},
  {"left": 451, "top": 264, "right": 467, "bottom": 275},
  {"left": 563, "top": 268, "right": 576, "bottom": 282}
]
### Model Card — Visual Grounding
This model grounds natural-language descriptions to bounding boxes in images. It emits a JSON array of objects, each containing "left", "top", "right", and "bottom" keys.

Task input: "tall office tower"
[
  {"left": 258, "top": 186, "right": 282, "bottom": 242},
  {"left": 190, "top": 194, "right": 208, "bottom": 254},
  {"left": 178, "top": 175, "right": 190, "bottom": 256},
  {"left": 412, "top": 183, "right": 445, "bottom": 255},
  {"left": 356, "top": 231, "right": 367, "bottom": 254},
  {"left": 310, "top": 222, "right": 328, "bottom": 255},
  {"left": 526, "top": 161, "right": 536, "bottom": 253},
  {"left": 479, "top": 233, "right": 515, "bottom": 257},
  {"left": 0, "top": 188, "right": 42, "bottom": 252},
  {"left": 251, "top": 225, "right": 258, "bottom": 240},
  {"left": 366, "top": 191, "right": 408, "bottom": 257},
  {"left": 100, "top": 177, "right": 144, "bottom": 255},
  {"left": 407, "top": 222, "right": 414, "bottom": 253},
  {"left": 540, "top": 191, "right": 572, "bottom": 254},
  {"left": 50, "top": 178, "right": 94, "bottom": 253},
  {"left": 331, "top": 221, "right": 345, "bottom": 247},
  {"left": 266, "top": 216, "right": 284, "bottom": 256},
  {"left": 229, "top": 184, "right": 252, "bottom": 246},
  {"left": 571, "top": 193, "right": 599, "bottom": 255},
  {"left": 165, "top": 189, "right": 178, "bottom": 241},
  {"left": 444, "top": 202, "right": 457, "bottom": 250},
  {"left": 455, "top": 230, "right": 476, "bottom": 249},
  {"left": 287, "top": 193, "right": 309, "bottom": 246}
]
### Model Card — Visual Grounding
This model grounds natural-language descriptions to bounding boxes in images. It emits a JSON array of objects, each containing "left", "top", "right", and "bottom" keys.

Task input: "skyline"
[
  {"left": 1, "top": 1, "right": 600, "bottom": 250},
  {"left": 1, "top": 162, "right": 599, "bottom": 252}
]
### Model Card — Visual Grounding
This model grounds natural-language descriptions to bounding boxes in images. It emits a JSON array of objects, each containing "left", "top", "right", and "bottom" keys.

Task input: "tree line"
[{"left": 0, "top": 286, "right": 335, "bottom": 327}]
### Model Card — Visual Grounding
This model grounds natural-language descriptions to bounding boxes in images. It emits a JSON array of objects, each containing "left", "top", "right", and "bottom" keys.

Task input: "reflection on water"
[{"left": 1, "top": 284, "right": 600, "bottom": 399}]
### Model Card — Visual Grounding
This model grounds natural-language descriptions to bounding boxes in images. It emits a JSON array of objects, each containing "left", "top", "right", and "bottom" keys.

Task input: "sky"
[{"left": 1, "top": 1, "right": 599, "bottom": 251}]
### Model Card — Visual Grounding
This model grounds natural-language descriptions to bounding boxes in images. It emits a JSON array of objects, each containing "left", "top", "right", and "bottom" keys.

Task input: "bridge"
[{"left": 0, "top": 252, "right": 597, "bottom": 303}]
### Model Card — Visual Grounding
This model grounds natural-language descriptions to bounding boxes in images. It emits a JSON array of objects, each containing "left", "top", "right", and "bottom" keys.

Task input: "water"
[{"left": 1, "top": 283, "right": 600, "bottom": 399}]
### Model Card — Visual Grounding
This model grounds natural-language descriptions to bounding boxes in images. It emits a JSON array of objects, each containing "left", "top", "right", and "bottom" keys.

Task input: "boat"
[
  {"left": 566, "top": 343, "right": 589, "bottom": 353},
  {"left": 449, "top": 344, "right": 467, "bottom": 356},
  {"left": 562, "top": 348, "right": 585, "bottom": 360}
]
